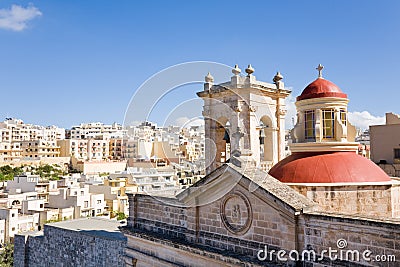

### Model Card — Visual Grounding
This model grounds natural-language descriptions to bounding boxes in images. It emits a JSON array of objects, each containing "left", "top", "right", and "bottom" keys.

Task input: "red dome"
[
  {"left": 269, "top": 152, "right": 391, "bottom": 183},
  {"left": 297, "top": 78, "right": 347, "bottom": 101}
]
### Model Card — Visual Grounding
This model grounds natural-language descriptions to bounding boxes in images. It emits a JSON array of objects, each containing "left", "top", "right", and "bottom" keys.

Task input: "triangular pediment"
[{"left": 176, "top": 162, "right": 316, "bottom": 214}]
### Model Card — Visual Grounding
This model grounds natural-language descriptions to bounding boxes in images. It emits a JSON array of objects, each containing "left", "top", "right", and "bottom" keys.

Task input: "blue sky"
[{"left": 0, "top": 1, "right": 399, "bottom": 129}]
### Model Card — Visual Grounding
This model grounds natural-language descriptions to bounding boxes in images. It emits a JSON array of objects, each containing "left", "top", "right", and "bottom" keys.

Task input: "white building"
[
  {"left": 6, "top": 174, "right": 56, "bottom": 203},
  {"left": 0, "top": 118, "right": 65, "bottom": 163},
  {"left": 47, "top": 185, "right": 105, "bottom": 218},
  {"left": 127, "top": 167, "right": 179, "bottom": 195},
  {"left": 68, "top": 122, "right": 126, "bottom": 140},
  {"left": 0, "top": 207, "right": 39, "bottom": 240}
]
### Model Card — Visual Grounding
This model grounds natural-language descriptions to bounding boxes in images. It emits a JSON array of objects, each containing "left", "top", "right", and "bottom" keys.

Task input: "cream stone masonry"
[
  {"left": 291, "top": 97, "right": 358, "bottom": 152},
  {"left": 122, "top": 160, "right": 400, "bottom": 266},
  {"left": 198, "top": 65, "right": 291, "bottom": 174}
]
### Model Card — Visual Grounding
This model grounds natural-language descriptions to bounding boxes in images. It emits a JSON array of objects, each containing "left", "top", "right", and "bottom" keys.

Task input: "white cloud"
[
  {"left": 348, "top": 111, "right": 385, "bottom": 130},
  {"left": 0, "top": 4, "right": 42, "bottom": 31},
  {"left": 174, "top": 117, "right": 204, "bottom": 128}
]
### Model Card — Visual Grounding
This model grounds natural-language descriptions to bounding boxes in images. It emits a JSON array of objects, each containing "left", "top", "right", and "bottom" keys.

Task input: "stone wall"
[
  {"left": 129, "top": 194, "right": 189, "bottom": 239},
  {"left": 291, "top": 184, "right": 400, "bottom": 218},
  {"left": 14, "top": 223, "right": 126, "bottom": 267},
  {"left": 299, "top": 213, "right": 400, "bottom": 266},
  {"left": 126, "top": 188, "right": 400, "bottom": 266},
  {"left": 128, "top": 188, "right": 299, "bottom": 265}
]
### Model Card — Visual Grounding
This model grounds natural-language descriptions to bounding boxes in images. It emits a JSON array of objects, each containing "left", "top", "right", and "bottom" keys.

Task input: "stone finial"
[
  {"left": 316, "top": 64, "right": 324, "bottom": 78},
  {"left": 245, "top": 64, "right": 254, "bottom": 76},
  {"left": 273, "top": 72, "right": 283, "bottom": 83},
  {"left": 205, "top": 72, "right": 214, "bottom": 83},
  {"left": 232, "top": 64, "right": 241, "bottom": 76}
]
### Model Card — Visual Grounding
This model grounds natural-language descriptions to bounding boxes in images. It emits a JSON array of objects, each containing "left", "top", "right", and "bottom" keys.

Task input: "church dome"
[
  {"left": 269, "top": 152, "right": 391, "bottom": 183},
  {"left": 297, "top": 78, "right": 347, "bottom": 101}
]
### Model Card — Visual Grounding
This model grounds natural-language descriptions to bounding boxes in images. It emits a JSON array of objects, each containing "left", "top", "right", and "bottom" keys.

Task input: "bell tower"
[{"left": 197, "top": 64, "right": 291, "bottom": 174}]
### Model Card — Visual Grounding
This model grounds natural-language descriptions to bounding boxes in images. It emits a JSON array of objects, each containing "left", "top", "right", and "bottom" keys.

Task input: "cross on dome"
[{"left": 316, "top": 64, "right": 324, "bottom": 78}]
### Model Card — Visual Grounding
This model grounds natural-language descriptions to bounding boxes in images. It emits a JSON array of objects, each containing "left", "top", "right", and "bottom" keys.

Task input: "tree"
[
  {"left": 114, "top": 212, "right": 127, "bottom": 221},
  {"left": 0, "top": 242, "right": 14, "bottom": 267},
  {"left": 0, "top": 173, "right": 6, "bottom": 189}
]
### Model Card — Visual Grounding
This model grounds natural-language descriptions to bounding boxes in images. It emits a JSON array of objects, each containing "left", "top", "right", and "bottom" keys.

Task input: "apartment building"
[
  {"left": 20, "top": 140, "right": 60, "bottom": 159},
  {"left": 0, "top": 118, "right": 65, "bottom": 162},
  {"left": 48, "top": 185, "right": 106, "bottom": 218},
  {"left": 121, "top": 137, "right": 152, "bottom": 160},
  {"left": 0, "top": 141, "right": 22, "bottom": 161},
  {"left": 88, "top": 175, "right": 136, "bottom": 215},
  {"left": 6, "top": 174, "right": 57, "bottom": 203},
  {"left": 127, "top": 167, "right": 179, "bottom": 195},
  {"left": 0, "top": 118, "right": 65, "bottom": 141},
  {"left": 0, "top": 207, "right": 39, "bottom": 240},
  {"left": 109, "top": 138, "right": 123, "bottom": 159},
  {"left": 58, "top": 138, "right": 110, "bottom": 161},
  {"left": 68, "top": 122, "right": 126, "bottom": 140}
]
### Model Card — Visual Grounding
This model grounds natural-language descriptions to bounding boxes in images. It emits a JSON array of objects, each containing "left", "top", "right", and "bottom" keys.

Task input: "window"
[
  {"left": 340, "top": 110, "right": 347, "bottom": 126},
  {"left": 304, "top": 110, "right": 315, "bottom": 140},
  {"left": 97, "top": 200, "right": 101, "bottom": 204},
  {"left": 394, "top": 149, "right": 400, "bottom": 159},
  {"left": 84, "top": 201, "right": 89, "bottom": 208},
  {"left": 97, "top": 209, "right": 101, "bottom": 214},
  {"left": 322, "top": 109, "right": 335, "bottom": 138}
]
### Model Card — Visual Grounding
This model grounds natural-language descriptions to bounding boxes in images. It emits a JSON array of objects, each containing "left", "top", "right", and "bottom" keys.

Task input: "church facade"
[{"left": 123, "top": 65, "right": 400, "bottom": 266}]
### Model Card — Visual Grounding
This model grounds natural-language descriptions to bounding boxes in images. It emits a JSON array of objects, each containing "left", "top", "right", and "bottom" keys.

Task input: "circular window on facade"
[{"left": 220, "top": 191, "right": 252, "bottom": 235}]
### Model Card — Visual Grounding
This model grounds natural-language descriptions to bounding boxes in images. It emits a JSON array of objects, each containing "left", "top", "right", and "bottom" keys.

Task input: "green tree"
[
  {"left": 0, "top": 173, "right": 6, "bottom": 189},
  {"left": 0, "top": 242, "right": 13, "bottom": 267},
  {"left": 114, "top": 212, "right": 127, "bottom": 221}
]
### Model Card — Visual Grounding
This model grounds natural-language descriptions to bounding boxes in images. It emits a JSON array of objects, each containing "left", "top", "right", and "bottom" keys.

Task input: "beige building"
[
  {"left": 72, "top": 160, "right": 127, "bottom": 175},
  {"left": 109, "top": 138, "right": 123, "bottom": 160},
  {"left": 20, "top": 140, "right": 60, "bottom": 159},
  {"left": 0, "top": 141, "right": 22, "bottom": 162},
  {"left": 89, "top": 175, "right": 136, "bottom": 215},
  {"left": 122, "top": 138, "right": 153, "bottom": 161},
  {"left": 58, "top": 139, "right": 88, "bottom": 159},
  {"left": 59, "top": 138, "right": 110, "bottom": 161},
  {"left": 370, "top": 112, "right": 400, "bottom": 164},
  {"left": 122, "top": 65, "right": 400, "bottom": 266},
  {"left": 197, "top": 65, "right": 290, "bottom": 174},
  {"left": 0, "top": 118, "right": 65, "bottom": 163}
]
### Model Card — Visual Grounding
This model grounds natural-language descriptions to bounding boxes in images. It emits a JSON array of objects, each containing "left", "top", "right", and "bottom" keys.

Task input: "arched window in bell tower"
[
  {"left": 259, "top": 116, "right": 274, "bottom": 163},
  {"left": 215, "top": 119, "right": 231, "bottom": 166}
]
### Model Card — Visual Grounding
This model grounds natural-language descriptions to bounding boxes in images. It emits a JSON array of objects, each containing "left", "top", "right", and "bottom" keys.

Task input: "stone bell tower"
[{"left": 197, "top": 64, "right": 291, "bottom": 174}]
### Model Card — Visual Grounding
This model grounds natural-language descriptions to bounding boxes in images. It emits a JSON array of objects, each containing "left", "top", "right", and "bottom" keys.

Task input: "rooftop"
[{"left": 46, "top": 217, "right": 126, "bottom": 240}]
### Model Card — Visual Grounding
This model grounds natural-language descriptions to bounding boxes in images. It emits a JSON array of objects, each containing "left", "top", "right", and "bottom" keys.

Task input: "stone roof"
[
  {"left": 178, "top": 159, "right": 316, "bottom": 212},
  {"left": 227, "top": 162, "right": 316, "bottom": 212}
]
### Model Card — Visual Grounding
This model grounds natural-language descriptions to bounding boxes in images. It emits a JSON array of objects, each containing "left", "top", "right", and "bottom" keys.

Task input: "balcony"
[{"left": 259, "top": 161, "right": 274, "bottom": 172}]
